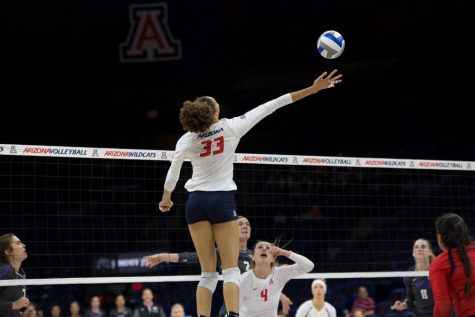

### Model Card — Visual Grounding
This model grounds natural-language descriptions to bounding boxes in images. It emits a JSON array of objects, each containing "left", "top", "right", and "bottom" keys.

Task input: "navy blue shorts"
[{"left": 185, "top": 191, "right": 237, "bottom": 225}]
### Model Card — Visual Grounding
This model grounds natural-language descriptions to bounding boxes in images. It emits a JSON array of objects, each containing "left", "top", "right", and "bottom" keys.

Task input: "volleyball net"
[{"left": 1, "top": 143, "right": 474, "bottom": 314}]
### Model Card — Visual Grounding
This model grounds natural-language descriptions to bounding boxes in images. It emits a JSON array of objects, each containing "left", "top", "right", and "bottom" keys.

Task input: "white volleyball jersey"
[
  {"left": 164, "top": 94, "right": 293, "bottom": 192},
  {"left": 295, "top": 301, "right": 337, "bottom": 317},
  {"left": 239, "top": 252, "right": 314, "bottom": 317}
]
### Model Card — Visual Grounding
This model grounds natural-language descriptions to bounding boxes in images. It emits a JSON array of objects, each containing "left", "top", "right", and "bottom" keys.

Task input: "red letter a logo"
[{"left": 120, "top": 3, "right": 182, "bottom": 62}]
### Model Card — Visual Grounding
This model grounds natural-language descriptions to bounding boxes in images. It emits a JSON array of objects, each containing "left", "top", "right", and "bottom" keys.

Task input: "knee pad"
[
  {"left": 222, "top": 267, "right": 240, "bottom": 287},
  {"left": 198, "top": 272, "right": 219, "bottom": 293}
]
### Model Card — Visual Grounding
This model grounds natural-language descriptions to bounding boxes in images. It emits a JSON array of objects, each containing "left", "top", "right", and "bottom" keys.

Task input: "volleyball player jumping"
[{"left": 159, "top": 70, "right": 342, "bottom": 317}]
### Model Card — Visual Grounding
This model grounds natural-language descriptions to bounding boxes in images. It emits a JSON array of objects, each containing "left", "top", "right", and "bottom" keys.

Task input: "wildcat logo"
[{"left": 120, "top": 3, "right": 182, "bottom": 62}]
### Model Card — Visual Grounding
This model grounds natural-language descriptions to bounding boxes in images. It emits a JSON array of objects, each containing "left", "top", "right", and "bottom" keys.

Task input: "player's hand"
[
  {"left": 312, "top": 69, "right": 343, "bottom": 92},
  {"left": 12, "top": 297, "right": 30, "bottom": 310},
  {"left": 142, "top": 253, "right": 167, "bottom": 268},
  {"left": 279, "top": 293, "right": 293, "bottom": 314},
  {"left": 269, "top": 246, "right": 289, "bottom": 258},
  {"left": 159, "top": 199, "right": 173, "bottom": 212},
  {"left": 391, "top": 300, "right": 407, "bottom": 311}
]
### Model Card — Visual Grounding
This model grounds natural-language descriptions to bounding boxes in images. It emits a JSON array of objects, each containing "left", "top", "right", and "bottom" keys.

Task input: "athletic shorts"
[{"left": 185, "top": 191, "right": 237, "bottom": 225}]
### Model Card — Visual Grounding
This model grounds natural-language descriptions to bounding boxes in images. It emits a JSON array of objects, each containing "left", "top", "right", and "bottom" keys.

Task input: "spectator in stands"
[
  {"left": 391, "top": 238, "right": 435, "bottom": 317},
  {"left": 133, "top": 288, "right": 165, "bottom": 317},
  {"left": 350, "top": 286, "right": 375, "bottom": 316},
  {"left": 0, "top": 234, "right": 31, "bottom": 317},
  {"left": 170, "top": 303, "right": 190, "bottom": 317},
  {"left": 68, "top": 301, "right": 82, "bottom": 317},
  {"left": 50, "top": 305, "right": 62, "bottom": 317},
  {"left": 295, "top": 279, "right": 337, "bottom": 317},
  {"left": 430, "top": 213, "right": 475, "bottom": 317},
  {"left": 27, "top": 303, "right": 37, "bottom": 317},
  {"left": 109, "top": 295, "right": 133, "bottom": 317},
  {"left": 84, "top": 297, "right": 106, "bottom": 317},
  {"left": 36, "top": 306, "right": 44, "bottom": 317}
]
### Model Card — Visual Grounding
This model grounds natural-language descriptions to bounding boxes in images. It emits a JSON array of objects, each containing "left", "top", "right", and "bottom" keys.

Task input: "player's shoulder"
[
  {"left": 467, "top": 244, "right": 475, "bottom": 253},
  {"left": 406, "top": 265, "right": 415, "bottom": 272},
  {"left": 217, "top": 118, "right": 234, "bottom": 131},
  {"left": 176, "top": 132, "right": 194, "bottom": 144},
  {"left": 299, "top": 300, "right": 312, "bottom": 308},
  {"left": 432, "top": 251, "right": 449, "bottom": 266},
  {"left": 0, "top": 263, "right": 14, "bottom": 279},
  {"left": 240, "top": 248, "right": 252, "bottom": 258},
  {"left": 220, "top": 116, "right": 244, "bottom": 129},
  {"left": 241, "top": 269, "right": 253, "bottom": 279}
]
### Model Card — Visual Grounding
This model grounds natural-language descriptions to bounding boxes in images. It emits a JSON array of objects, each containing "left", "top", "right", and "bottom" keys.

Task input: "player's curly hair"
[{"left": 179, "top": 96, "right": 217, "bottom": 133}]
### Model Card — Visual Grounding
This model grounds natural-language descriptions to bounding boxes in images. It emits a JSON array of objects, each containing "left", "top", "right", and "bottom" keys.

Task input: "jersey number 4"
[
  {"left": 260, "top": 289, "right": 268, "bottom": 302},
  {"left": 200, "top": 136, "right": 224, "bottom": 157}
]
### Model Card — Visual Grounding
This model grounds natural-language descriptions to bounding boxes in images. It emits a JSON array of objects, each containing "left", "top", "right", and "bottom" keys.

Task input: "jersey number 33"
[{"left": 200, "top": 136, "right": 225, "bottom": 157}]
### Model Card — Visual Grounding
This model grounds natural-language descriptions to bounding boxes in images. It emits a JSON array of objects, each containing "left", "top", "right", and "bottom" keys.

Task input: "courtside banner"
[{"left": 1, "top": 144, "right": 473, "bottom": 171}]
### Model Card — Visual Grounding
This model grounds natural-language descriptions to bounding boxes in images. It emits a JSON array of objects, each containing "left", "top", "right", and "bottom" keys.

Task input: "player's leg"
[
  {"left": 188, "top": 220, "right": 218, "bottom": 317},
  {"left": 213, "top": 219, "right": 240, "bottom": 315},
  {"left": 186, "top": 192, "right": 218, "bottom": 317}
]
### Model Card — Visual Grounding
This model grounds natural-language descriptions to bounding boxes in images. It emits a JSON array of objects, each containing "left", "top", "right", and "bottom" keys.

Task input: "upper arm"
[
  {"left": 404, "top": 277, "right": 414, "bottom": 301},
  {"left": 277, "top": 263, "right": 311, "bottom": 284},
  {"left": 430, "top": 265, "right": 451, "bottom": 301},
  {"left": 278, "top": 252, "right": 314, "bottom": 282},
  {"left": 0, "top": 288, "right": 10, "bottom": 310},
  {"left": 433, "top": 299, "right": 452, "bottom": 317},
  {"left": 164, "top": 134, "right": 190, "bottom": 191},
  {"left": 294, "top": 304, "right": 304, "bottom": 317},
  {"left": 227, "top": 94, "right": 292, "bottom": 137},
  {"left": 0, "top": 301, "right": 12, "bottom": 311},
  {"left": 429, "top": 261, "right": 453, "bottom": 317},
  {"left": 331, "top": 306, "right": 337, "bottom": 317}
]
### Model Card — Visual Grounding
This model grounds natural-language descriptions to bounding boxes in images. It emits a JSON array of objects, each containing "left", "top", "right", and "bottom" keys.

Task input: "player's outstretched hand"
[
  {"left": 312, "top": 69, "right": 343, "bottom": 91},
  {"left": 142, "top": 254, "right": 167, "bottom": 268}
]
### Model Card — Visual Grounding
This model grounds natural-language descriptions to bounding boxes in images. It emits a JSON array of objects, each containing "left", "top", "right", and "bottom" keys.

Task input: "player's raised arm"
[
  {"left": 142, "top": 252, "right": 200, "bottom": 268},
  {"left": 227, "top": 69, "right": 342, "bottom": 138}
]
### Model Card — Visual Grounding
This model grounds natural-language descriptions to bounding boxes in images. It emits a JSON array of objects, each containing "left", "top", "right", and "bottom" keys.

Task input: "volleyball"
[{"left": 317, "top": 30, "right": 345, "bottom": 59}]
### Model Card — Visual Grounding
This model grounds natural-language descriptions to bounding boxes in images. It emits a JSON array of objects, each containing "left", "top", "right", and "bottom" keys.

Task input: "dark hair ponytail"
[
  {"left": 435, "top": 213, "right": 472, "bottom": 297},
  {"left": 0, "top": 233, "right": 14, "bottom": 265}
]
